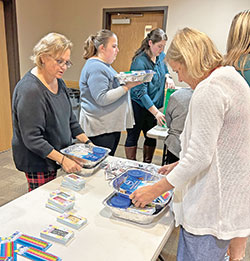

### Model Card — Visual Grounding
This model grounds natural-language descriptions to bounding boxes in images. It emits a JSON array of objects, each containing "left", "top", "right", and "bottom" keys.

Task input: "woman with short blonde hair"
[
  {"left": 166, "top": 27, "right": 222, "bottom": 79},
  {"left": 130, "top": 27, "right": 250, "bottom": 260},
  {"left": 31, "top": 32, "right": 73, "bottom": 68},
  {"left": 12, "top": 32, "right": 90, "bottom": 191}
]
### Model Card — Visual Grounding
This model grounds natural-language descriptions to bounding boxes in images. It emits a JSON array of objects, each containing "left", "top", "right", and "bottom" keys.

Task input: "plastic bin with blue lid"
[
  {"left": 103, "top": 190, "right": 172, "bottom": 225},
  {"left": 111, "top": 168, "right": 171, "bottom": 206},
  {"left": 60, "top": 144, "right": 110, "bottom": 176},
  {"left": 103, "top": 168, "right": 173, "bottom": 224}
]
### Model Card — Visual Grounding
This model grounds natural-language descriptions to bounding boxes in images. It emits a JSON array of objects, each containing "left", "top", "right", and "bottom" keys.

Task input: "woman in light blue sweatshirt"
[{"left": 79, "top": 29, "right": 140, "bottom": 155}]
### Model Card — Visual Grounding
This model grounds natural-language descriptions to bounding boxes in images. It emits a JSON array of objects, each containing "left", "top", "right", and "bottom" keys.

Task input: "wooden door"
[
  {"left": 0, "top": 1, "right": 13, "bottom": 152},
  {"left": 111, "top": 12, "right": 164, "bottom": 72}
]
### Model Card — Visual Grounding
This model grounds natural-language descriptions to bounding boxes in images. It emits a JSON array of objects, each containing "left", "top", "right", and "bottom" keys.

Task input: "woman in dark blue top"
[
  {"left": 12, "top": 33, "right": 90, "bottom": 191},
  {"left": 125, "top": 28, "right": 169, "bottom": 163}
]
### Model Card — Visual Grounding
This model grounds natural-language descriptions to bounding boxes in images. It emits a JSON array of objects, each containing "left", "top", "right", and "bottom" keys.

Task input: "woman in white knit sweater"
[{"left": 130, "top": 28, "right": 250, "bottom": 261}]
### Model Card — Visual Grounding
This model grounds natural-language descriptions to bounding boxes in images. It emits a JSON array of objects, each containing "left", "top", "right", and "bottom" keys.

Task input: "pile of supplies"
[
  {"left": 61, "top": 174, "right": 86, "bottom": 191},
  {"left": 45, "top": 189, "right": 75, "bottom": 213}
]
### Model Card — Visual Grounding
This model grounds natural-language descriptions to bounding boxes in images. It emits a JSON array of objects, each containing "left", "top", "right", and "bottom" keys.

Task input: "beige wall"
[
  {"left": 16, "top": 0, "right": 250, "bottom": 87},
  {"left": 16, "top": 0, "right": 55, "bottom": 76}
]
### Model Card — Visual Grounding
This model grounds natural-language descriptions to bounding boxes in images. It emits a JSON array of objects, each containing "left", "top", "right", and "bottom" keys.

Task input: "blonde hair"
[
  {"left": 30, "top": 33, "right": 72, "bottom": 68},
  {"left": 83, "top": 29, "right": 115, "bottom": 60},
  {"left": 223, "top": 10, "right": 250, "bottom": 76},
  {"left": 166, "top": 27, "right": 222, "bottom": 80}
]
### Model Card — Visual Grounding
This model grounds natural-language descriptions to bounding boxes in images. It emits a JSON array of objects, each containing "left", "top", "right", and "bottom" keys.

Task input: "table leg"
[{"left": 162, "top": 144, "right": 167, "bottom": 166}]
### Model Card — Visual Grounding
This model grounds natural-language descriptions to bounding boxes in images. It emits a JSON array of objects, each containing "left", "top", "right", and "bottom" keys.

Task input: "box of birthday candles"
[
  {"left": 13, "top": 231, "right": 51, "bottom": 251},
  {"left": 40, "top": 225, "right": 74, "bottom": 245},
  {"left": 17, "top": 246, "right": 62, "bottom": 261},
  {"left": 0, "top": 235, "right": 17, "bottom": 261}
]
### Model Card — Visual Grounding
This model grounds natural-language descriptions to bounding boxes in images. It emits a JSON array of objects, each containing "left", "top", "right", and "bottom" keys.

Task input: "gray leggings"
[{"left": 177, "top": 226, "right": 230, "bottom": 261}]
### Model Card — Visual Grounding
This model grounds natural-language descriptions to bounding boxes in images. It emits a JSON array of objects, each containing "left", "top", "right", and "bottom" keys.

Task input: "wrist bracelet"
[
  {"left": 154, "top": 111, "right": 159, "bottom": 117},
  {"left": 85, "top": 139, "right": 91, "bottom": 145},
  {"left": 61, "top": 155, "right": 65, "bottom": 165}
]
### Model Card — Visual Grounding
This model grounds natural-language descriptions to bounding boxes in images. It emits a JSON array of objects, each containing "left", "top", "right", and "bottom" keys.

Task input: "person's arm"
[
  {"left": 158, "top": 161, "right": 179, "bottom": 175},
  {"left": 131, "top": 80, "right": 228, "bottom": 206},
  {"left": 165, "top": 82, "right": 228, "bottom": 188},
  {"left": 16, "top": 81, "right": 85, "bottom": 174},
  {"left": 148, "top": 105, "right": 166, "bottom": 126},
  {"left": 75, "top": 133, "right": 91, "bottom": 144},
  {"left": 16, "top": 87, "right": 55, "bottom": 159},
  {"left": 130, "top": 177, "right": 174, "bottom": 208},
  {"left": 47, "top": 149, "right": 82, "bottom": 173},
  {"left": 87, "top": 65, "right": 140, "bottom": 106}
]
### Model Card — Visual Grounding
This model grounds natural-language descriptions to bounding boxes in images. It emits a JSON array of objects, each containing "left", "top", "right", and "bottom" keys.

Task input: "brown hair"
[
  {"left": 83, "top": 29, "right": 115, "bottom": 60},
  {"left": 132, "top": 28, "right": 168, "bottom": 61}
]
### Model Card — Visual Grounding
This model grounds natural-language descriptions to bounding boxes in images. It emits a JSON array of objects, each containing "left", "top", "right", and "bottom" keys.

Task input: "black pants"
[
  {"left": 165, "top": 150, "right": 179, "bottom": 165},
  {"left": 89, "top": 132, "right": 121, "bottom": 156},
  {"left": 125, "top": 100, "right": 156, "bottom": 147}
]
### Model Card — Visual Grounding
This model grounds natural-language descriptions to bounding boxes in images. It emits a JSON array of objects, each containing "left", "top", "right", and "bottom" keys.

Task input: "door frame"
[
  {"left": 1, "top": 0, "right": 20, "bottom": 97},
  {"left": 103, "top": 6, "right": 168, "bottom": 30}
]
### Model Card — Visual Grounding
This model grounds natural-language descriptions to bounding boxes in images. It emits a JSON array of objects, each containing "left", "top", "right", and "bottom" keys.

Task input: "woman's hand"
[
  {"left": 61, "top": 156, "right": 82, "bottom": 173},
  {"left": 155, "top": 110, "right": 166, "bottom": 126},
  {"left": 123, "top": 81, "right": 143, "bottom": 91},
  {"left": 165, "top": 74, "right": 175, "bottom": 89},
  {"left": 158, "top": 161, "right": 179, "bottom": 175},
  {"left": 130, "top": 185, "right": 157, "bottom": 208},
  {"left": 130, "top": 178, "right": 174, "bottom": 208}
]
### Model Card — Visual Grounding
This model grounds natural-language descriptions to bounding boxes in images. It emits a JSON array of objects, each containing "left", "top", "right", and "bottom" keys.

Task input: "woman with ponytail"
[
  {"left": 125, "top": 28, "right": 169, "bottom": 163},
  {"left": 79, "top": 29, "right": 141, "bottom": 156}
]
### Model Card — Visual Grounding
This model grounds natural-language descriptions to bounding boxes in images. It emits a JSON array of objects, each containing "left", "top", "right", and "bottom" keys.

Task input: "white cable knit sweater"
[{"left": 167, "top": 66, "right": 250, "bottom": 240}]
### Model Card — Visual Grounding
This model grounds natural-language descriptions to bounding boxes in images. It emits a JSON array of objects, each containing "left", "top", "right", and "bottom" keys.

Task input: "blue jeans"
[{"left": 177, "top": 226, "right": 230, "bottom": 261}]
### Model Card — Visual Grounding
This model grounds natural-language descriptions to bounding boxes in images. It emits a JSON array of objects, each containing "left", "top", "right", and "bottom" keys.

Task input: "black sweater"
[{"left": 12, "top": 71, "right": 84, "bottom": 172}]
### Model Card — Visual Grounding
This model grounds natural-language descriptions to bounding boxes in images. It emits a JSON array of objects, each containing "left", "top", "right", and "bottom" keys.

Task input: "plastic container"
[
  {"left": 115, "top": 70, "right": 155, "bottom": 84},
  {"left": 103, "top": 192, "right": 171, "bottom": 225},
  {"left": 60, "top": 144, "right": 110, "bottom": 169},
  {"left": 111, "top": 168, "right": 172, "bottom": 206}
]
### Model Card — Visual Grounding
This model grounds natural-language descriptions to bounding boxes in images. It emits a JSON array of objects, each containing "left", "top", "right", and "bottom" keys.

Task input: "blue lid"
[
  {"left": 126, "top": 169, "right": 145, "bottom": 178},
  {"left": 84, "top": 154, "right": 101, "bottom": 161},
  {"left": 110, "top": 194, "right": 131, "bottom": 208},
  {"left": 92, "top": 147, "right": 106, "bottom": 155}
]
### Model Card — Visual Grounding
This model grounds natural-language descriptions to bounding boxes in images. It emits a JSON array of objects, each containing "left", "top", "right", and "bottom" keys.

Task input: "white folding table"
[
  {"left": 147, "top": 126, "right": 169, "bottom": 165},
  {"left": 0, "top": 156, "right": 174, "bottom": 261}
]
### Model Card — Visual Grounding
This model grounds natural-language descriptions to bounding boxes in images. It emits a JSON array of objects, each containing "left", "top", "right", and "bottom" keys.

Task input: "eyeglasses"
[
  {"left": 55, "top": 58, "right": 73, "bottom": 68},
  {"left": 49, "top": 55, "right": 73, "bottom": 68}
]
